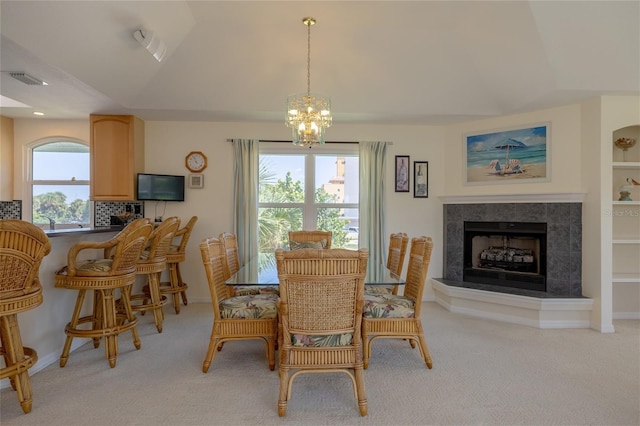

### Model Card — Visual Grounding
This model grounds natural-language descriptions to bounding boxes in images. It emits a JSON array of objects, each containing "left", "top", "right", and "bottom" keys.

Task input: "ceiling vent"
[{"left": 9, "top": 72, "right": 46, "bottom": 85}]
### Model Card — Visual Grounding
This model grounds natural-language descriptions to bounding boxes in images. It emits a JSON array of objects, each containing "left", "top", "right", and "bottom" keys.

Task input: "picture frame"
[
  {"left": 414, "top": 161, "right": 428, "bottom": 198},
  {"left": 464, "top": 123, "right": 550, "bottom": 185},
  {"left": 188, "top": 173, "right": 204, "bottom": 189},
  {"left": 395, "top": 155, "right": 410, "bottom": 192}
]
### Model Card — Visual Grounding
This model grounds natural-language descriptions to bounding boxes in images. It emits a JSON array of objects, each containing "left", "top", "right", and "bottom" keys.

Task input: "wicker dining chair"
[
  {"left": 287, "top": 230, "right": 332, "bottom": 249},
  {"left": 220, "top": 232, "right": 279, "bottom": 297},
  {"left": 199, "top": 237, "right": 277, "bottom": 372},
  {"left": 128, "top": 216, "right": 180, "bottom": 333},
  {"left": 364, "top": 232, "right": 408, "bottom": 296},
  {"left": 159, "top": 216, "right": 197, "bottom": 314},
  {"left": 275, "top": 247, "right": 369, "bottom": 417},
  {"left": 0, "top": 220, "right": 51, "bottom": 414},
  {"left": 362, "top": 236, "right": 434, "bottom": 369},
  {"left": 55, "top": 218, "right": 153, "bottom": 368}
]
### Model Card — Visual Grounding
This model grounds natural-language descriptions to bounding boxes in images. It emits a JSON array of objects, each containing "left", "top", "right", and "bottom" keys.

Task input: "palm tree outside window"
[{"left": 258, "top": 143, "right": 359, "bottom": 254}]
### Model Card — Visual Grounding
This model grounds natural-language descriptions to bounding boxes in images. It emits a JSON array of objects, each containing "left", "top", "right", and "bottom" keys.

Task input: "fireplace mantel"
[{"left": 440, "top": 193, "right": 586, "bottom": 204}]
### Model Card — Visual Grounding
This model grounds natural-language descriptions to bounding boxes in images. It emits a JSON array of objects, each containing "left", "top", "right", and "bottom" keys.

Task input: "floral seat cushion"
[
  {"left": 364, "top": 285, "right": 394, "bottom": 295},
  {"left": 289, "top": 239, "right": 327, "bottom": 250},
  {"left": 233, "top": 285, "right": 280, "bottom": 296},
  {"left": 219, "top": 294, "right": 278, "bottom": 319},
  {"left": 56, "top": 258, "right": 114, "bottom": 275},
  {"left": 363, "top": 293, "right": 416, "bottom": 318},
  {"left": 291, "top": 332, "right": 353, "bottom": 347}
]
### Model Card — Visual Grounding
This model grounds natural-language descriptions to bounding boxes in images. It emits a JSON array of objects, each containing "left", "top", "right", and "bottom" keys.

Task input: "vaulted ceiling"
[{"left": 1, "top": 1, "right": 638, "bottom": 125}]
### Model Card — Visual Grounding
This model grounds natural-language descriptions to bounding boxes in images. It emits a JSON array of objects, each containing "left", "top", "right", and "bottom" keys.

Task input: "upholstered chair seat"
[
  {"left": 363, "top": 293, "right": 416, "bottom": 319},
  {"left": 218, "top": 294, "right": 278, "bottom": 319},
  {"left": 233, "top": 286, "right": 280, "bottom": 297}
]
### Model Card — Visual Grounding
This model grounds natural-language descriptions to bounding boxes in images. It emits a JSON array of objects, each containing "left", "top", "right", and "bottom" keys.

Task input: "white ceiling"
[{"left": 1, "top": 1, "right": 638, "bottom": 125}]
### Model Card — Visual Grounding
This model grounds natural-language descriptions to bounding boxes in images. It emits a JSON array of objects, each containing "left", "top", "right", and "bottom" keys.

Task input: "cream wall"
[
  {"left": 443, "top": 104, "right": 583, "bottom": 196},
  {"left": 12, "top": 119, "right": 89, "bottom": 204},
  {"left": 143, "top": 121, "right": 446, "bottom": 302}
]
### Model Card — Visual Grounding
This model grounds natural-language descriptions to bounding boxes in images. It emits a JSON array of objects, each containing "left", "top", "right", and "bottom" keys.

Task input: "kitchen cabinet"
[
  {"left": 0, "top": 116, "right": 14, "bottom": 201},
  {"left": 90, "top": 114, "right": 144, "bottom": 201}
]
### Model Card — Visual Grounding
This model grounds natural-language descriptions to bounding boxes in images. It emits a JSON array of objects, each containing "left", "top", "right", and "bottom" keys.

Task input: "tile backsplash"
[
  {"left": 0, "top": 200, "right": 22, "bottom": 219},
  {"left": 0, "top": 200, "right": 145, "bottom": 226},
  {"left": 95, "top": 201, "right": 145, "bottom": 226}
]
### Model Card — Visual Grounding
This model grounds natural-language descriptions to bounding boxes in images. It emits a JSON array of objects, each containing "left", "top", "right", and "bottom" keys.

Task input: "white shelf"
[
  {"left": 612, "top": 162, "right": 640, "bottom": 168},
  {"left": 612, "top": 201, "right": 640, "bottom": 206},
  {"left": 613, "top": 273, "right": 640, "bottom": 283},
  {"left": 613, "top": 239, "right": 640, "bottom": 244}
]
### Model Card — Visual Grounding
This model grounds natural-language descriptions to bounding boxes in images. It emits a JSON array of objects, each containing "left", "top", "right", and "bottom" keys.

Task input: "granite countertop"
[{"left": 44, "top": 226, "right": 124, "bottom": 237}]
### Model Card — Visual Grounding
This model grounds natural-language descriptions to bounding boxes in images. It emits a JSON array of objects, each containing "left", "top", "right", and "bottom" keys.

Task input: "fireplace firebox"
[{"left": 463, "top": 221, "right": 547, "bottom": 292}]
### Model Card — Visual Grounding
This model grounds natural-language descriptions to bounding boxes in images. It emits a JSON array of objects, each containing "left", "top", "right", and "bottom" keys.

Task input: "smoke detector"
[{"left": 9, "top": 72, "right": 47, "bottom": 85}]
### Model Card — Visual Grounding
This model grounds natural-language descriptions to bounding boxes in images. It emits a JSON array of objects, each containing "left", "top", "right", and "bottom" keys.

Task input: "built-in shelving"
[{"left": 610, "top": 127, "right": 640, "bottom": 318}]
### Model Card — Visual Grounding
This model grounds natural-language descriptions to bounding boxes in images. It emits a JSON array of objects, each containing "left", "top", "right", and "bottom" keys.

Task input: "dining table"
[{"left": 225, "top": 253, "right": 405, "bottom": 287}]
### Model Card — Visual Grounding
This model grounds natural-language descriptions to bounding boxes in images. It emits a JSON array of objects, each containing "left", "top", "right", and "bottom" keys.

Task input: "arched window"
[{"left": 29, "top": 139, "right": 91, "bottom": 229}]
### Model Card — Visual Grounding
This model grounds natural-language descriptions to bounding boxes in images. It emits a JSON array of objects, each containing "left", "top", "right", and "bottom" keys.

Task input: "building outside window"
[
  {"left": 29, "top": 139, "right": 91, "bottom": 230},
  {"left": 258, "top": 143, "right": 359, "bottom": 254}
]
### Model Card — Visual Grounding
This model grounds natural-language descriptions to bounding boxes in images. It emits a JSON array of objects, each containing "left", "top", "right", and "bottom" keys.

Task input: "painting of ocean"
[{"left": 465, "top": 124, "right": 549, "bottom": 184}]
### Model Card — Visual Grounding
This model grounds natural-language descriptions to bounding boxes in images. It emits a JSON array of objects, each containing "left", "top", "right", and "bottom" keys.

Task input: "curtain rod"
[{"left": 226, "top": 139, "right": 358, "bottom": 144}]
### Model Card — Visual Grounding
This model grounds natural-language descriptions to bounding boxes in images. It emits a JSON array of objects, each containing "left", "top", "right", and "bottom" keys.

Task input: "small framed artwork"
[
  {"left": 395, "top": 155, "right": 410, "bottom": 192},
  {"left": 414, "top": 161, "right": 428, "bottom": 198},
  {"left": 464, "top": 123, "right": 550, "bottom": 185},
  {"left": 188, "top": 174, "right": 204, "bottom": 188}
]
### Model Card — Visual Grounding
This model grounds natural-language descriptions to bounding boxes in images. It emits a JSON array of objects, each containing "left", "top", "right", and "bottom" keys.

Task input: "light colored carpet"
[{"left": 2, "top": 302, "right": 639, "bottom": 425}]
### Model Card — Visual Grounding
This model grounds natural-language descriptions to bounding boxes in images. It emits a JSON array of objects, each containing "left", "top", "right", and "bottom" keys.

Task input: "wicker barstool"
[
  {"left": 128, "top": 217, "right": 179, "bottom": 333},
  {"left": 159, "top": 216, "right": 197, "bottom": 314},
  {"left": 55, "top": 218, "right": 153, "bottom": 368},
  {"left": 0, "top": 220, "right": 51, "bottom": 414}
]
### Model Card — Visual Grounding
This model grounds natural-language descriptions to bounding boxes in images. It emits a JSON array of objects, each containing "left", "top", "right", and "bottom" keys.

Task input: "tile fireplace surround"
[{"left": 433, "top": 193, "right": 593, "bottom": 329}]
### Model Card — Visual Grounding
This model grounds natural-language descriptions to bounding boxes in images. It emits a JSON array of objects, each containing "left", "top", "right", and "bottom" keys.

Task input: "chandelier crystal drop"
[{"left": 286, "top": 17, "right": 332, "bottom": 148}]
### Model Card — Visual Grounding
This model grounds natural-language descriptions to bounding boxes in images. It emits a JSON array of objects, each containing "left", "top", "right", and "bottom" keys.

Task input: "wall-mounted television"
[{"left": 136, "top": 173, "right": 185, "bottom": 202}]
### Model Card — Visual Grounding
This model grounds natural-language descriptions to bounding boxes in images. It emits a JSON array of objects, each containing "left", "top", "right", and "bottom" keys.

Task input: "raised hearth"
[{"left": 435, "top": 194, "right": 591, "bottom": 329}]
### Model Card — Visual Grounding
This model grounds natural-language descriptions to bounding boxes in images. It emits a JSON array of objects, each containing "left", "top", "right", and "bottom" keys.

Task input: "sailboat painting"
[{"left": 464, "top": 124, "right": 549, "bottom": 185}]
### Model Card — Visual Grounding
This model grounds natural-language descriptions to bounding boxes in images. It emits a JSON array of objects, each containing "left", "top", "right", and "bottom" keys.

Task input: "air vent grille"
[{"left": 9, "top": 72, "right": 45, "bottom": 85}]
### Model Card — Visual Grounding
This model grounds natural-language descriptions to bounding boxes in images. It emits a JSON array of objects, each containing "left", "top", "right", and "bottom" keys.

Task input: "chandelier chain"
[
  {"left": 306, "top": 19, "right": 311, "bottom": 97},
  {"left": 285, "top": 16, "right": 331, "bottom": 147}
]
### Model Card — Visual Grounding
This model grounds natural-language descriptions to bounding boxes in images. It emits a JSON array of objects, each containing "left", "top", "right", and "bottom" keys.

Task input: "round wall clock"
[{"left": 185, "top": 151, "right": 207, "bottom": 173}]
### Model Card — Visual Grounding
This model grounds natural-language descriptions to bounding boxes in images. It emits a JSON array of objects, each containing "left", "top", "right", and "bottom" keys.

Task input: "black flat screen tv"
[{"left": 136, "top": 173, "right": 185, "bottom": 202}]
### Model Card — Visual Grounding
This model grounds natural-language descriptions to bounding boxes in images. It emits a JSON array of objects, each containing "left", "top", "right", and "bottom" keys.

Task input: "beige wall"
[
  {"left": 443, "top": 103, "right": 584, "bottom": 196},
  {"left": 143, "top": 121, "right": 446, "bottom": 302}
]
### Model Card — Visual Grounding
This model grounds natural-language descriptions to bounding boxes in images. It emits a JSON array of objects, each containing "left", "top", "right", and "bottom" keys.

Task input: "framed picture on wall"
[
  {"left": 414, "top": 161, "right": 428, "bottom": 198},
  {"left": 395, "top": 155, "right": 410, "bottom": 192},
  {"left": 464, "top": 123, "right": 550, "bottom": 185}
]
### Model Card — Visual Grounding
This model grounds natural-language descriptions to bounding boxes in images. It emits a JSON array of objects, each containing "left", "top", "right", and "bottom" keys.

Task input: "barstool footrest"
[{"left": 0, "top": 347, "right": 38, "bottom": 379}]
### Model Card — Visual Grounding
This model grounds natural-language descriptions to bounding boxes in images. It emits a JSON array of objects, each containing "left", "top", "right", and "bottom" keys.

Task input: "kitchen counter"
[{"left": 44, "top": 226, "right": 124, "bottom": 237}]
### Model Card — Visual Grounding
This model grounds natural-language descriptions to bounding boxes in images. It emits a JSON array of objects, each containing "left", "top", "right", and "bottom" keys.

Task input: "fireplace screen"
[{"left": 464, "top": 221, "right": 547, "bottom": 291}]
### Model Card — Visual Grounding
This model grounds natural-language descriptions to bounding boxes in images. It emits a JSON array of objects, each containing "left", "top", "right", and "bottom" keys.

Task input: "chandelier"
[{"left": 286, "top": 17, "right": 332, "bottom": 147}]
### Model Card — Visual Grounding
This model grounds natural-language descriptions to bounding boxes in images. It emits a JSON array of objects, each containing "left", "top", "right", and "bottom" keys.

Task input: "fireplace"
[
  {"left": 443, "top": 201, "right": 582, "bottom": 297},
  {"left": 463, "top": 221, "right": 547, "bottom": 292}
]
